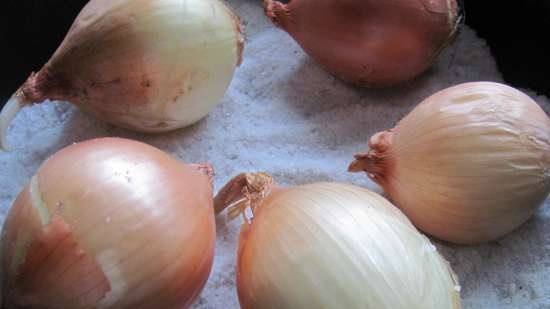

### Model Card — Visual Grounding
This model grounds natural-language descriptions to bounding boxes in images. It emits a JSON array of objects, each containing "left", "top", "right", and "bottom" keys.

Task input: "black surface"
[
  {"left": 463, "top": 0, "right": 550, "bottom": 95},
  {"left": 0, "top": 1, "right": 88, "bottom": 103},
  {"left": 0, "top": 0, "right": 548, "bottom": 107}
]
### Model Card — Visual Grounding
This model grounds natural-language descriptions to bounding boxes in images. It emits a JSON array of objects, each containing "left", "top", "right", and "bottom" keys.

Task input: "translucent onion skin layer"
[
  {"left": 264, "top": 0, "right": 459, "bottom": 86},
  {"left": 0, "top": 138, "right": 215, "bottom": 309},
  {"left": 236, "top": 182, "right": 461, "bottom": 309},
  {"left": 350, "top": 82, "right": 550, "bottom": 244},
  {"left": 8, "top": 0, "right": 243, "bottom": 134}
]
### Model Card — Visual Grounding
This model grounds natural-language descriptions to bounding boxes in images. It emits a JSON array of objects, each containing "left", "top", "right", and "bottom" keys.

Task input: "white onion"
[{"left": 215, "top": 174, "right": 461, "bottom": 309}]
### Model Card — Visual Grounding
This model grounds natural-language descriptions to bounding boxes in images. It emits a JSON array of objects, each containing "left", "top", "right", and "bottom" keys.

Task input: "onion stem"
[{"left": 0, "top": 90, "right": 29, "bottom": 151}]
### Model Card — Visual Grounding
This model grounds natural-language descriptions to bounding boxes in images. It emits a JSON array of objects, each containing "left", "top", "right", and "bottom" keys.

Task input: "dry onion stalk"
[
  {"left": 0, "top": 138, "right": 216, "bottom": 309},
  {"left": 215, "top": 173, "right": 462, "bottom": 309},
  {"left": 264, "top": 0, "right": 461, "bottom": 86},
  {"left": 0, "top": 0, "right": 244, "bottom": 150},
  {"left": 349, "top": 82, "right": 550, "bottom": 244}
]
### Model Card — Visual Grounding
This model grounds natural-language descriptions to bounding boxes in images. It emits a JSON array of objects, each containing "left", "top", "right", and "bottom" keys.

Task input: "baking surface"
[{"left": 0, "top": 1, "right": 549, "bottom": 308}]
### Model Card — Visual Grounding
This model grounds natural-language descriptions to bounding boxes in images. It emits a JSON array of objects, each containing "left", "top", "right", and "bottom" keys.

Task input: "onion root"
[{"left": 0, "top": 90, "right": 31, "bottom": 151}]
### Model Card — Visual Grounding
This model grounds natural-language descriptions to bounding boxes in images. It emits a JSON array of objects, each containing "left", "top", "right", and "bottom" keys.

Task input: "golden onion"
[
  {"left": 350, "top": 82, "right": 550, "bottom": 244},
  {"left": 1, "top": 138, "right": 216, "bottom": 309}
]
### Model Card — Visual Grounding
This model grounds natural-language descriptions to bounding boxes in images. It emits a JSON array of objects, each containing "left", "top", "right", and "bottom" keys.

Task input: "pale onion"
[
  {"left": 349, "top": 82, "right": 550, "bottom": 244},
  {"left": 264, "top": 0, "right": 460, "bottom": 86},
  {"left": 0, "top": 138, "right": 216, "bottom": 309},
  {"left": 214, "top": 173, "right": 462, "bottom": 309},
  {"left": 0, "top": 0, "right": 244, "bottom": 150}
]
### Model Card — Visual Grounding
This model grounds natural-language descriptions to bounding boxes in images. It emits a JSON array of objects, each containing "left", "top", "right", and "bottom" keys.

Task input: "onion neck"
[
  {"left": 19, "top": 71, "right": 52, "bottom": 103},
  {"left": 348, "top": 130, "right": 395, "bottom": 185},
  {"left": 214, "top": 173, "right": 275, "bottom": 223},
  {"left": 263, "top": 0, "right": 291, "bottom": 29}
]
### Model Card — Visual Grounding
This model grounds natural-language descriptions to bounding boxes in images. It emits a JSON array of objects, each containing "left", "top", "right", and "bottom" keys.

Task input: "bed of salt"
[{"left": 0, "top": 1, "right": 548, "bottom": 308}]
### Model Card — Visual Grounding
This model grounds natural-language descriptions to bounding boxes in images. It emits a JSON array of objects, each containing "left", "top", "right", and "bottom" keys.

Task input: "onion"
[
  {"left": 349, "top": 82, "right": 550, "bottom": 244},
  {"left": 264, "top": 0, "right": 460, "bottom": 86},
  {"left": 0, "top": 0, "right": 244, "bottom": 150},
  {"left": 214, "top": 173, "right": 462, "bottom": 309},
  {"left": 0, "top": 138, "right": 216, "bottom": 309}
]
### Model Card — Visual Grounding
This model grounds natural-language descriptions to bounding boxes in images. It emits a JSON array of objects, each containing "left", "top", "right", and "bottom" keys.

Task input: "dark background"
[{"left": 0, "top": 0, "right": 549, "bottom": 105}]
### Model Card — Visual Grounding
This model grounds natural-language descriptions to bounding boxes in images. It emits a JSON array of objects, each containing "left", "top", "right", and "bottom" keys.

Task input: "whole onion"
[
  {"left": 349, "top": 82, "right": 550, "bottom": 244},
  {"left": 214, "top": 173, "right": 462, "bottom": 309},
  {"left": 264, "top": 0, "right": 460, "bottom": 86},
  {"left": 0, "top": 0, "right": 244, "bottom": 150},
  {"left": 0, "top": 138, "right": 216, "bottom": 309}
]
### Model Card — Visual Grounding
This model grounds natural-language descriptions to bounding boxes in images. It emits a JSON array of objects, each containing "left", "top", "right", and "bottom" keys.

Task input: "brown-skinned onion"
[{"left": 264, "top": 0, "right": 461, "bottom": 86}]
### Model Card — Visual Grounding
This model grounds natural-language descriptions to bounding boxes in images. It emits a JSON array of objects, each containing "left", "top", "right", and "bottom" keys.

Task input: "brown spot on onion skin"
[
  {"left": 3, "top": 217, "right": 111, "bottom": 309},
  {"left": 141, "top": 75, "right": 152, "bottom": 88},
  {"left": 264, "top": 0, "right": 459, "bottom": 86}
]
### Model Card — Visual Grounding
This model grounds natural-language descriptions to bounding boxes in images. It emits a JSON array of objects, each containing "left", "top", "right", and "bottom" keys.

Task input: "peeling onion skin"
[
  {"left": 0, "top": 0, "right": 244, "bottom": 150},
  {"left": 264, "top": 0, "right": 459, "bottom": 86},
  {"left": 0, "top": 138, "right": 216, "bottom": 309},
  {"left": 215, "top": 175, "right": 462, "bottom": 309},
  {"left": 349, "top": 82, "right": 550, "bottom": 244}
]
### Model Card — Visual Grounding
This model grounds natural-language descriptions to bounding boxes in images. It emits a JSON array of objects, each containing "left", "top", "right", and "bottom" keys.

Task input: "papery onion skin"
[
  {"left": 0, "top": 0, "right": 243, "bottom": 150},
  {"left": 264, "top": 0, "right": 459, "bottom": 86},
  {"left": 216, "top": 175, "right": 461, "bottom": 309},
  {"left": 350, "top": 82, "right": 550, "bottom": 244},
  {"left": 0, "top": 138, "right": 216, "bottom": 309}
]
